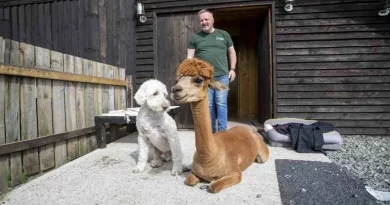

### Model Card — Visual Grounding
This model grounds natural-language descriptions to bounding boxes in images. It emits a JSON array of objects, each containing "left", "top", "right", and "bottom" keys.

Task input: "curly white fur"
[{"left": 133, "top": 79, "right": 183, "bottom": 175}]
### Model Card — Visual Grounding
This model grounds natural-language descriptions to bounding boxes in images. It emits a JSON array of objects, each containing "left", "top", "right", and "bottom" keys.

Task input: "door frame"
[{"left": 152, "top": 1, "right": 277, "bottom": 120}]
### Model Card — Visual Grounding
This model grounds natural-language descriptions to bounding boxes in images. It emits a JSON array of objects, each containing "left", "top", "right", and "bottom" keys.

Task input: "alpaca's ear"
[
  {"left": 134, "top": 85, "right": 147, "bottom": 105},
  {"left": 209, "top": 79, "right": 229, "bottom": 91}
]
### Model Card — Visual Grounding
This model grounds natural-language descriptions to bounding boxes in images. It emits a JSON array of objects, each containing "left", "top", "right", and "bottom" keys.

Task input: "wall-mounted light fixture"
[
  {"left": 378, "top": 0, "right": 390, "bottom": 16},
  {"left": 136, "top": 2, "right": 147, "bottom": 23},
  {"left": 284, "top": 0, "right": 294, "bottom": 12}
]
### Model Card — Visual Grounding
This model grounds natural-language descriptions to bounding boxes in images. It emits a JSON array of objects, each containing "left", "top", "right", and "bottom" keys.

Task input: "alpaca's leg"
[
  {"left": 167, "top": 131, "right": 183, "bottom": 175},
  {"left": 185, "top": 172, "right": 200, "bottom": 186},
  {"left": 208, "top": 171, "right": 242, "bottom": 193},
  {"left": 150, "top": 145, "right": 163, "bottom": 168},
  {"left": 254, "top": 134, "right": 270, "bottom": 163},
  {"left": 133, "top": 135, "right": 150, "bottom": 173}
]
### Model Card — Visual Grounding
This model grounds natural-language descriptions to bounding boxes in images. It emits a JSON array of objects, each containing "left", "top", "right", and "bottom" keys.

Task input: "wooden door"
[
  {"left": 156, "top": 13, "right": 199, "bottom": 129},
  {"left": 257, "top": 8, "right": 273, "bottom": 123}
]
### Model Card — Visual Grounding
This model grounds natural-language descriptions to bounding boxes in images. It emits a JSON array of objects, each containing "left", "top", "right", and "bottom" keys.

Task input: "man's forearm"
[{"left": 229, "top": 50, "right": 237, "bottom": 70}]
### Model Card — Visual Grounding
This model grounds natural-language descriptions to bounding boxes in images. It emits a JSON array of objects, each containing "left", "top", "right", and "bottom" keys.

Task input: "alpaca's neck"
[{"left": 190, "top": 97, "right": 216, "bottom": 157}]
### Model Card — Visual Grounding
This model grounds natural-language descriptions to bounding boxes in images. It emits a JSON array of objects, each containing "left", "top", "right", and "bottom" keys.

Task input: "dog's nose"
[
  {"left": 162, "top": 105, "right": 168, "bottom": 111},
  {"left": 171, "top": 85, "right": 183, "bottom": 93}
]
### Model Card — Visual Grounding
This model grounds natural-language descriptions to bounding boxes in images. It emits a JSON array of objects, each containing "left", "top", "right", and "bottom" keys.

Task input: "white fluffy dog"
[{"left": 132, "top": 79, "right": 183, "bottom": 175}]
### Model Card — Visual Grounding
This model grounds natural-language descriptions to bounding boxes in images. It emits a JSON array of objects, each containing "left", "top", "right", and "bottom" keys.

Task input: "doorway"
[{"left": 213, "top": 7, "right": 273, "bottom": 124}]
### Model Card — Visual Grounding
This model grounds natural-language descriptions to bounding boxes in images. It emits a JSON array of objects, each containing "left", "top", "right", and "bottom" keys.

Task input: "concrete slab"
[{"left": 1, "top": 131, "right": 330, "bottom": 205}]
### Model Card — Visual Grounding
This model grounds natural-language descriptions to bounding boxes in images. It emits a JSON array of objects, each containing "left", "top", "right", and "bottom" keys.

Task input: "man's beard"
[{"left": 202, "top": 25, "right": 211, "bottom": 33}]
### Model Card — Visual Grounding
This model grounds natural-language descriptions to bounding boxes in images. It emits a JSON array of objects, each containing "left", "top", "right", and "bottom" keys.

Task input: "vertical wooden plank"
[
  {"left": 3, "top": 38, "right": 10, "bottom": 64},
  {"left": 0, "top": 8, "right": 4, "bottom": 37},
  {"left": 84, "top": 0, "right": 91, "bottom": 59},
  {"left": 119, "top": 68, "right": 126, "bottom": 109},
  {"left": 106, "top": 0, "right": 112, "bottom": 64},
  {"left": 89, "top": 62, "right": 102, "bottom": 151},
  {"left": 3, "top": 7, "right": 11, "bottom": 39},
  {"left": 75, "top": 57, "right": 87, "bottom": 156},
  {"left": 64, "top": 54, "right": 78, "bottom": 161},
  {"left": 51, "top": 1, "right": 59, "bottom": 51},
  {"left": 51, "top": 51, "right": 67, "bottom": 167},
  {"left": 91, "top": 0, "right": 99, "bottom": 61},
  {"left": 108, "top": 65, "right": 115, "bottom": 111},
  {"left": 7, "top": 40, "right": 22, "bottom": 186},
  {"left": 111, "top": 65, "right": 120, "bottom": 141},
  {"left": 112, "top": 0, "right": 119, "bottom": 66},
  {"left": 98, "top": 0, "right": 107, "bottom": 63},
  {"left": 84, "top": 59, "right": 94, "bottom": 126},
  {"left": 94, "top": 62, "right": 103, "bottom": 115},
  {"left": 25, "top": 4, "right": 32, "bottom": 44},
  {"left": 78, "top": 0, "right": 85, "bottom": 58},
  {"left": 125, "top": 0, "right": 135, "bottom": 76},
  {"left": 31, "top": 4, "right": 39, "bottom": 46},
  {"left": 44, "top": 3, "right": 52, "bottom": 50},
  {"left": 0, "top": 37, "right": 4, "bottom": 63},
  {"left": 84, "top": 59, "right": 95, "bottom": 152},
  {"left": 36, "top": 46, "right": 54, "bottom": 171},
  {"left": 20, "top": 42, "right": 39, "bottom": 176},
  {"left": 0, "top": 37, "right": 9, "bottom": 195},
  {"left": 18, "top": 5, "right": 25, "bottom": 42},
  {"left": 38, "top": 4, "right": 45, "bottom": 48},
  {"left": 11, "top": 6, "right": 18, "bottom": 41},
  {"left": 118, "top": 0, "right": 125, "bottom": 68},
  {"left": 71, "top": 0, "right": 79, "bottom": 56},
  {"left": 58, "top": 1, "right": 64, "bottom": 52},
  {"left": 94, "top": 62, "right": 103, "bottom": 148},
  {"left": 63, "top": 0, "right": 70, "bottom": 54},
  {"left": 101, "top": 64, "right": 109, "bottom": 113},
  {"left": 113, "top": 66, "right": 121, "bottom": 110}
]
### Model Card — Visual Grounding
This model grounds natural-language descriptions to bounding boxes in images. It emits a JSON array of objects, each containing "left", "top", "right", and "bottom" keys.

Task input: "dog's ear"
[{"left": 134, "top": 84, "right": 147, "bottom": 105}]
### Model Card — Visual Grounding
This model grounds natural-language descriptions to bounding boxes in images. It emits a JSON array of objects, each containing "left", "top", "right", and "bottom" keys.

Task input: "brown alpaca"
[{"left": 171, "top": 58, "right": 269, "bottom": 193}]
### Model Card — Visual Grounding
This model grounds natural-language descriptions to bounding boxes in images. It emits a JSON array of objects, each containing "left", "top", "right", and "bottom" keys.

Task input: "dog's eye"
[
  {"left": 153, "top": 91, "right": 158, "bottom": 96},
  {"left": 194, "top": 78, "right": 203, "bottom": 84}
]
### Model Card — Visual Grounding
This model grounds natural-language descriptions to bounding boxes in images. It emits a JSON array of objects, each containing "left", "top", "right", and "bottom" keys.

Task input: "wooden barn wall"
[
  {"left": 0, "top": 0, "right": 135, "bottom": 75},
  {"left": 137, "top": 0, "right": 390, "bottom": 135},
  {"left": 135, "top": 0, "right": 275, "bottom": 91},
  {"left": 275, "top": 0, "right": 390, "bottom": 135}
]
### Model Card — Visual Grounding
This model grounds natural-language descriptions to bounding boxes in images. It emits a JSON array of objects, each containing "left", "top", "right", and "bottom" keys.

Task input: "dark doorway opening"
[{"left": 213, "top": 6, "right": 273, "bottom": 124}]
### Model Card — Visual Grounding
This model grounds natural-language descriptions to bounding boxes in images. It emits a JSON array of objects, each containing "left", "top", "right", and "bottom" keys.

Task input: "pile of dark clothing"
[{"left": 273, "top": 122, "right": 336, "bottom": 155}]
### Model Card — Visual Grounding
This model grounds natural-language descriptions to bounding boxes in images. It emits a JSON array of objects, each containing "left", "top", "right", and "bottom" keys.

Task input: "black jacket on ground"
[{"left": 274, "top": 122, "right": 335, "bottom": 155}]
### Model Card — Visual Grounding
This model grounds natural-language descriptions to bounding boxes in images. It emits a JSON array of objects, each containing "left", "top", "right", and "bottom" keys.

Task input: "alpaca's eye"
[
  {"left": 153, "top": 91, "right": 158, "bottom": 96},
  {"left": 194, "top": 78, "right": 203, "bottom": 84}
]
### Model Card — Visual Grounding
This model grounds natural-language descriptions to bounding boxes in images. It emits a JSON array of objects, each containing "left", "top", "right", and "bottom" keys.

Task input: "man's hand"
[{"left": 229, "top": 70, "right": 236, "bottom": 82}]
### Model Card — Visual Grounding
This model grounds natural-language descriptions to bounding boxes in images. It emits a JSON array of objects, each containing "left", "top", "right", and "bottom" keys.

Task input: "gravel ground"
[{"left": 327, "top": 135, "right": 390, "bottom": 203}]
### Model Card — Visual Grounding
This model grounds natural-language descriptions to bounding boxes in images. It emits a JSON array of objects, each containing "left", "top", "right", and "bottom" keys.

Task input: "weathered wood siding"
[
  {"left": 0, "top": 0, "right": 135, "bottom": 75},
  {"left": 140, "top": 0, "right": 390, "bottom": 135},
  {"left": 136, "top": 0, "right": 275, "bottom": 91},
  {"left": 275, "top": 0, "right": 390, "bottom": 135}
]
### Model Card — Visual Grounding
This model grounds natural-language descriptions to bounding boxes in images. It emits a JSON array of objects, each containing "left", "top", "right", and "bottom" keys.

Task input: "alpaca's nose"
[{"left": 171, "top": 85, "right": 183, "bottom": 93}]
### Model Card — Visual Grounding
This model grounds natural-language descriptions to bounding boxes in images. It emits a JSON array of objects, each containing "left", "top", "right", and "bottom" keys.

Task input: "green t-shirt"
[{"left": 188, "top": 29, "right": 233, "bottom": 77}]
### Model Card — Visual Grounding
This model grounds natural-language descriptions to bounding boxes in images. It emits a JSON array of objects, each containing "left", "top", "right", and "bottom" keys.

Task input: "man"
[{"left": 187, "top": 9, "right": 237, "bottom": 133}]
